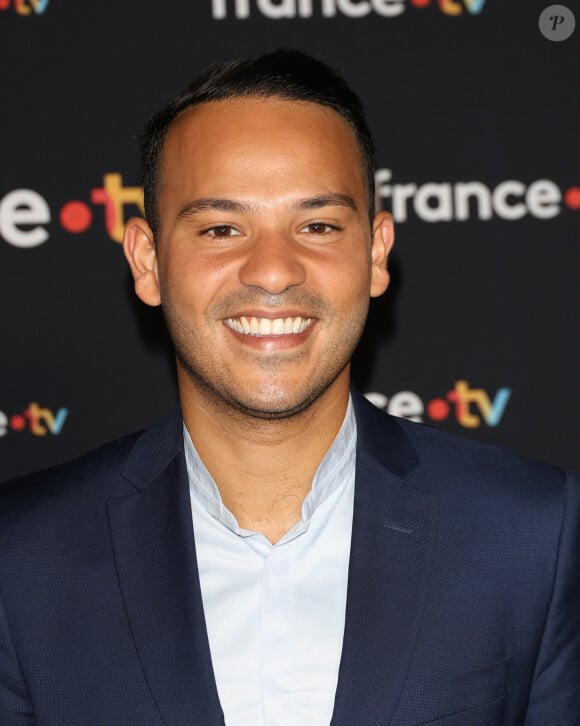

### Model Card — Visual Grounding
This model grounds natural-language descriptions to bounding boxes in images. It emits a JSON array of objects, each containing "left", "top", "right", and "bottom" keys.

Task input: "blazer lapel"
[
  {"left": 107, "top": 409, "right": 224, "bottom": 726},
  {"left": 331, "top": 391, "right": 438, "bottom": 725}
]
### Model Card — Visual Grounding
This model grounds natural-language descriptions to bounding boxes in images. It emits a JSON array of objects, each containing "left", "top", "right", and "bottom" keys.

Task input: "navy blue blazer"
[{"left": 0, "top": 390, "right": 578, "bottom": 725}]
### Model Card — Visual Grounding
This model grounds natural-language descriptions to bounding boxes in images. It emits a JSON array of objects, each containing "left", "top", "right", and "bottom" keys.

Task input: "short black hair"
[{"left": 141, "top": 49, "right": 376, "bottom": 235}]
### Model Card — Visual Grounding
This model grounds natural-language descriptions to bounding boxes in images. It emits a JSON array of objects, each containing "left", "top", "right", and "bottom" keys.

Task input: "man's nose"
[{"left": 238, "top": 230, "right": 306, "bottom": 295}]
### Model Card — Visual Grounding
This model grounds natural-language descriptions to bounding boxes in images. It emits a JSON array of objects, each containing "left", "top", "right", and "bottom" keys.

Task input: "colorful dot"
[
  {"left": 564, "top": 187, "right": 580, "bottom": 210},
  {"left": 0, "top": 0, "right": 11, "bottom": 10},
  {"left": 409, "top": 0, "right": 432, "bottom": 6},
  {"left": 9, "top": 414, "right": 26, "bottom": 431},
  {"left": 60, "top": 200, "right": 93, "bottom": 233},
  {"left": 427, "top": 398, "right": 450, "bottom": 421}
]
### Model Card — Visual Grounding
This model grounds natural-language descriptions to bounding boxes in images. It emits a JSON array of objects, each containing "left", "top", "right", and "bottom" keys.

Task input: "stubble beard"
[{"left": 161, "top": 287, "right": 369, "bottom": 422}]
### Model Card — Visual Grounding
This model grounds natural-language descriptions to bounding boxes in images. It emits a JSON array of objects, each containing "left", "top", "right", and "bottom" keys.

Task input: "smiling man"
[
  {"left": 124, "top": 86, "right": 391, "bottom": 545},
  {"left": 0, "top": 51, "right": 579, "bottom": 726}
]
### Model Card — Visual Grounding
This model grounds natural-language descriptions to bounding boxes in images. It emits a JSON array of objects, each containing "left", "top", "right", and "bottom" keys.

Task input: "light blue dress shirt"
[{"left": 184, "top": 397, "right": 357, "bottom": 726}]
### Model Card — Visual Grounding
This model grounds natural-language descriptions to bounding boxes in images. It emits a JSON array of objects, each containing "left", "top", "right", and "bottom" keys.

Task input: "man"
[{"left": 0, "top": 50, "right": 578, "bottom": 726}]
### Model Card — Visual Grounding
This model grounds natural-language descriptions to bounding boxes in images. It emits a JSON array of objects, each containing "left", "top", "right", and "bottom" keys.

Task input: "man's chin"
[
  {"left": 197, "top": 379, "right": 331, "bottom": 422},
  {"left": 178, "top": 355, "right": 348, "bottom": 421},
  {"left": 223, "top": 387, "right": 320, "bottom": 421}
]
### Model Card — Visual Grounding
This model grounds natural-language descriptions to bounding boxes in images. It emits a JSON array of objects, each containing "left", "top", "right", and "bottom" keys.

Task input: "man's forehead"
[
  {"left": 157, "top": 97, "right": 366, "bottom": 201},
  {"left": 162, "top": 96, "right": 358, "bottom": 154}
]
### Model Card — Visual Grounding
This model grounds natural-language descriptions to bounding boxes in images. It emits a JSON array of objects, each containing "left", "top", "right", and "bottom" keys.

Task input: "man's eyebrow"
[
  {"left": 176, "top": 193, "right": 357, "bottom": 219},
  {"left": 291, "top": 193, "right": 357, "bottom": 212},
  {"left": 177, "top": 198, "right": 254, "bottom": 218}
]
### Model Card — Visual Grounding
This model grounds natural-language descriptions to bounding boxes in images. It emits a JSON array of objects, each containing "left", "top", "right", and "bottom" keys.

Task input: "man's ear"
[
  {"left": 370, "top": 210, "right": 395, "bottom": 298},
  {"left": 122, "top": 217, "right": 161, "bottom": 307}
]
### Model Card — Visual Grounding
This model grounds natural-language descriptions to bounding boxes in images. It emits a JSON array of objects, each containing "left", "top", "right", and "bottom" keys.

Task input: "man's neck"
[{"left": 179, "top": 377, "right": 350, "bottom": 544}]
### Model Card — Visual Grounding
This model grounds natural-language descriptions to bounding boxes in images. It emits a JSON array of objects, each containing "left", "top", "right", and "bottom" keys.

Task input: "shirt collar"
[{"left": 183, "top": 395, "right": 357, "bottom": 542}]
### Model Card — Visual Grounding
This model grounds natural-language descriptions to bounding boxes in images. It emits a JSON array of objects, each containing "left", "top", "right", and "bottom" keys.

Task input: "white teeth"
[
  {"left": 240, "top": 316, "right": 250, "bottom": 333},
  {"left": 272, "top": 319, "right": 284, "bottom": 334},
  {"left": 225, "top": 316, "right": 313, "bottom": 336}
]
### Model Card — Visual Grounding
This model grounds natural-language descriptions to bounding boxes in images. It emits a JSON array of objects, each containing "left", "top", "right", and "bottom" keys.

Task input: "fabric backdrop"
[{"left": 1, "top": 0, "right": 578, "bottom": 482}]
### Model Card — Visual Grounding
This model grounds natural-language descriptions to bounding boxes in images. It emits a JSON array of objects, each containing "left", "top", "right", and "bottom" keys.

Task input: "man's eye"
[
  {"left": 203, "top": 225, "right": 240, "bottom": 238},
  {"left": 302, "top": 222, "right": 337, "bottom": 234}
]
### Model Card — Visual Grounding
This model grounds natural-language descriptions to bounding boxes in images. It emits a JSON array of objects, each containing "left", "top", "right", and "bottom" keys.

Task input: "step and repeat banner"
[{"left": 1, "top": 1, "right": 578, "bottom": 482}]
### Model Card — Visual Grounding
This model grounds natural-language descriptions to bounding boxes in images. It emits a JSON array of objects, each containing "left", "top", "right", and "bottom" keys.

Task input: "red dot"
[
  {"left": 0, "top": 0, "right": 11, "bottom": 10},
  {"left": 427, "top": 398, "right": 450, "bottom": 421},
  {"left": 60, "top": 201, "right": 93, "bottom": 233},
  {"left": 410, "top": 0, "right": 432, "bottom": 6},
  {"left": 10, "top": 414, "right": 26, "bottom": 431},
  {"left": 564, "top": 187, "right": 580, "bottom": 210}
]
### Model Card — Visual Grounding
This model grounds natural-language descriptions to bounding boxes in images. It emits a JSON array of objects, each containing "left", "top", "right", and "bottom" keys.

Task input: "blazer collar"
[
  {"left": 351, "top": 386, "right": 420, "bottom": 478},
  {"left": 109, "top": 407, "right": 225, "bottom": 725},
  {"left": 122, "top": 406, "right": 185, "bottom": 490},
  {"left": 332, "top": 389, "right": 438, "bottom": 725}
]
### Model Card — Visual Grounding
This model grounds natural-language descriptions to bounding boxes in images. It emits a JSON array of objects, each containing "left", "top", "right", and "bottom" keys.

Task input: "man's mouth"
[{"left": 224, "top": 316, "right": 314, "bottom": 336}]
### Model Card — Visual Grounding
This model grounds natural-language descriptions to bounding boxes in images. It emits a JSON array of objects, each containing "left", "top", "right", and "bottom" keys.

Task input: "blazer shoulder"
[
  {"left": 1, "top": 430, "right": 139, "bottom": 497},
  {"left": 392, "top": 412, "right": 569, "bottom": 500},
  {"left": 354, "top": 390, "right": 569, "bottom": 502},
  {"left": 0, "top": 406, "right": 182, "bottom": 539}
]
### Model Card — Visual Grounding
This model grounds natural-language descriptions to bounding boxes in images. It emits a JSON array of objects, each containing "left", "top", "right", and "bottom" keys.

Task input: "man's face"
[{"left": 126, "top": 97, "right": 392, "bottom": 419}]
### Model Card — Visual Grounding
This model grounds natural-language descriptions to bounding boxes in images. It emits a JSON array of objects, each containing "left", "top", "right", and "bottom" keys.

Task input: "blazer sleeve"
[
  {"left": 0, "top": 587, "right": 35, "bottom": 725},
  {"left": 524, "top": 471, "right": 580, "bottom": 725}
]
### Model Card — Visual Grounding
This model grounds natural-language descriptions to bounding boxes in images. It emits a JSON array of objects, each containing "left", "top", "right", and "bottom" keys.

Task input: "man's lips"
[{"left": 224, "top": 315, "right": 315, "bottom": 337}]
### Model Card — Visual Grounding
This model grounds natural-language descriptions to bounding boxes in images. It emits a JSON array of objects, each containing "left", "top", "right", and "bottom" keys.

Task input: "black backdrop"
[{"left": 1, "top": 0, "right": 578, "bottom": 483}]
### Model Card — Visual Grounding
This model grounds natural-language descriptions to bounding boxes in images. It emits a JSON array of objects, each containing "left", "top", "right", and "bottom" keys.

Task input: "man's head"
[
  {"left": 141, "top": 49, "right": 376, "bottom": 235},
  {"left": 124, "top": 50, "right": 394, "bottom": 422}
]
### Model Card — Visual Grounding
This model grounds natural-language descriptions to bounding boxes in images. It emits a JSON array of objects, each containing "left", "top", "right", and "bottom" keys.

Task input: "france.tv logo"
[
  {"left": 0, "top": 403, "right": 68, "bottom": 437},
  {"left": 366, "top": 380, "right": 512, "bottom": 428},
  {"left": 0, "top": 0, "right": 50, "bottom": 14},
  {"left": 0, "top": 174, "right": 143, "bottom": 248},
  {"left": 211, "top": 0, "right": 486, "bottom": 19}
]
